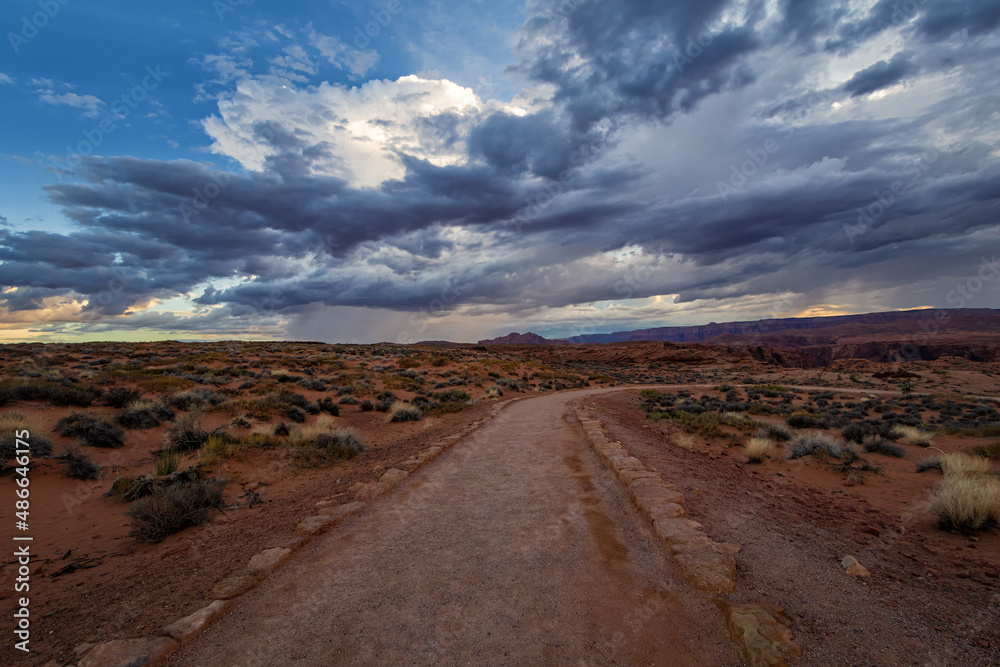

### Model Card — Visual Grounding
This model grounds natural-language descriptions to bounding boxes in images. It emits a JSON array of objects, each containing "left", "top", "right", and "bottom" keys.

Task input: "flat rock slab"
[
  {"left": 207, "top": 571, "right": 263, "bottom": 600},
  {"left": 317, "top": 500, "right": 365, "bottom": 522},
  {"left": 641, "top": 499, "right": 686, "bottom": 521},
  {"left": 674, "top": 551, "right": 737, "bottom": 595},
  {"left": 247, "top": 547, "right": 292, "bottom": 574},
  {"left": 296, "top": 514, "right": 339, "bottom": 536},
  {"left": 355, "top": 482, "right": 392, "bottom": 501},
  {"left": 633, "top": 485, "right": 685, "bottom": 506},
  {"left": 619, "top": 470, "right": 662, "bottom": 485},
  {"left": 78, "top": 637, "right": 178, "bottom": 667},
  {"left": 380, "top": 468, "right": 410, "bottom": 484},
  {"left": 716, "top": 600, "right": 802, "bottom": 667},
  {"left": 163, "top": 600, "right": 234, "bottom": 644},
  {"left": 417, "top": 446, "right": 443, "bottom": 462},
  {"left": 609, "top": 456, "right": 645, "bottom": 472}
]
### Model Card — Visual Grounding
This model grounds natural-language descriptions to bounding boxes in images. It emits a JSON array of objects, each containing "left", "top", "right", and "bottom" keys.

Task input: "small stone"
[
  {"left": 841, "top": 555, "right": 871, "bottom": 578},
  {"left": 244, "top": 481, "right": 259, "bottom": 492},
  {"left": 78, "top": 637, "right": 179, "bottom": 667},
  {"left": 162, "top": 600, "right": 233, "bottom": 644},
  {"left": 862, "top": 526, "right": 881, "bottom": 537},
  {"left": 259, "top": 474, "right": 275, "bottom": 485},
  {"left": 246, "top": 547, "right": 292, "bottom": 574}
]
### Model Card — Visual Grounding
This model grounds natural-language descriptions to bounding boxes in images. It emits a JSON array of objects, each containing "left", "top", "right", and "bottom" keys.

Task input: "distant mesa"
[
  {"left": 477, "top": 308, "right": 1000, "bottom": 354},
  {"left": 478, "top": 332, "right": 554, "bottom": 345}
]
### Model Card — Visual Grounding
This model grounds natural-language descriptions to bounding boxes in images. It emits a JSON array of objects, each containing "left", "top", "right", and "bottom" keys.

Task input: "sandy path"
[{"left": 170, "top": 389, "right": 737, "bottom": 666}]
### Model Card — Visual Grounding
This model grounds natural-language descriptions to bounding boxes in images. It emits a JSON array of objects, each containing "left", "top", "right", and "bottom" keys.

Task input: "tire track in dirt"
[{"left": 169, "top": 389, "right": 737, "bottom": 666}]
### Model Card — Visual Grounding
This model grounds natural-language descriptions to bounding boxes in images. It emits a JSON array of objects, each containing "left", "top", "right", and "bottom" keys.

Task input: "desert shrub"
[
  {"left": 41, "top": 385, "right": 101, "bottom": 408},
  {"left": 862, "top": 435, "right": 905, "bottom": 458},
  {"left": 360, "top": 400, "right": 374, "bottom": 412},
  {"left": 677, "top": 411, "right": 722, "bottom": 438},
  {"left": 916, "top": 457, "right": 942, "bottom": 473},
  {"left": 425, "top": 401, "right": 468, "bottom": 416},
  {"left": 892, "top": 425, "right": 934, "bottom": 447},
  {"left": 756, "top": 422, "right": 793, "bottom": 442},
  {"left": 318, "top": 397, "right": 340, "bottom": 416},
  {"left": 163, "top": 413, "right": 209, "bottom": 452},
  {"left": 641, "top": 389, "right": 662, "bottom": 399},
  {"left": 155, "top": 449, "right": 179, "bottom": 476},
  {"left": 486, "top": 386, "right": 503, "bottom": 399},
  {"left": 940, "top": 453, "right": 992, "bottom": 478},
  {"left": 388, "top": 402, "right": 422, "bottom": 423},
  {"left": 923, "top": 475, "right": 1000, "bottom": 533},
  {"left": 229, "top": 414, "right": 253, "bottom": 429},
  {"left": 965, "top": 441, "right": 1000, "bottom": 460},
  {"left": 786, "top": 414, "right": 829, "bottom": 429},
  {"left": 168, "top": 388, "right": 225, "bottom": 411},
  {"left": 104, "top": 386, "right": 143, "bottom": 408},
  {"left": 285, "top": 406, "right": 307, "bottom": 423},
  {"left": 55, "top": 412, "right": 125, "bottom": 448},
  {"left": 137, "top": 376, "right": 197, "bottom": 393},
  {"left": 314, "top": 429, "right": 365, "bottom": 460},
  {"left": 105, "top": 475, "right": 156, "bottom": 502},
  {"left": 496, "top": 378, "right": 527, "bottom": 392},
  {"left": 842, "top": 419, "right": 901, "bottom": 444},
  {"left": 126, "top": 479, "right": 226, "bottom": 543},
  {"left": 287, "top": 419, "right": 365, "bottom": 467},
  {"left": 61, "top": 450, "right": 100, "bottom": 480},
  {"left": 398, "top": 357, "right": 422, "bottom": 369},
  {"left": 116, "top": 400, "right": 175, "bottom": 429},
  {"left": 787, "top": 433, "right": 850, "bottom": 460},
  {"left": 430, "top": 356, "right": 449, "bottom": 367},
  {"left": 0, "top": 411, "right": 54, "bottom": 460},
  {"left": 745, "top": 437, "right": 773, "bottom": 463},
  {"left": 432, "top": 389, "right": 471, "bottom": 403},
  {"left": 273, "top": 421, "right": 290, "bottom": 436},
  {"left": 339, "top": 396, "right": 359, "bottom": 405}
]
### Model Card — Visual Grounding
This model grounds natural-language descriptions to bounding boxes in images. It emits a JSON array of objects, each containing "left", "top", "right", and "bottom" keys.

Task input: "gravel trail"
[{"left": 171, "top": 389, "right": 737, "bottom": 666}]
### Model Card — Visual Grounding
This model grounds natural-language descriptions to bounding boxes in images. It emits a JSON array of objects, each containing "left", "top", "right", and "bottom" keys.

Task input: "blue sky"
[{"left": 1, "top": 0, "right": 999, "bottom": 343}]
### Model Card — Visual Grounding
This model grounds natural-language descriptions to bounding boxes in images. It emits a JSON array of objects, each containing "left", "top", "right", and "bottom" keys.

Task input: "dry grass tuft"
[
  {"left": 892, "top": 425, "right": 934, "bottom": 447},
  {"left": 674, "top": 433, "right": 695, "bottom": 451},
  {"left": 745, "top": 437, "right": 774, "bottom": 463},
  {"left": 923, "top": 475, "right": 1000, "bottom": 533},
  {"left": 940, "top": 453, "right": 992, "bottom": 478}
]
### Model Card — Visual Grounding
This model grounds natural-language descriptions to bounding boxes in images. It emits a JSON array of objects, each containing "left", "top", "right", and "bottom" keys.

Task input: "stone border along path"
[
  {"left": 573, "top": 402, "right": 804, "bottom": 667},
  {"left": 73, "top": 398, "right": 524, "bottom": 667}
]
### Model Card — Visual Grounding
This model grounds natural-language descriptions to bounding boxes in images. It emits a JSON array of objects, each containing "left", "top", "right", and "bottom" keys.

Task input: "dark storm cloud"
[
  {"left": 4, "top": 0, "right": 1000, "bottom": 336},
  {"left": 515, "top": 0, "right": 762, "bottom": 129},
  {"left": 842, "top": 52, "right": 918, "bottom": 97}
]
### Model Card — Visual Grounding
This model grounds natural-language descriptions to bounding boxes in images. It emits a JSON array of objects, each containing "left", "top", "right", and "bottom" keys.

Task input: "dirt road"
[{"left": 170, "top": 389, "right": 738, "bottom": 666}]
